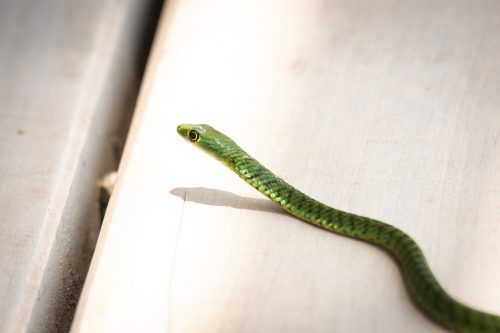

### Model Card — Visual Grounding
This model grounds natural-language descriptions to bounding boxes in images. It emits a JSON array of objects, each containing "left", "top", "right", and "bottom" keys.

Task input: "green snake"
[{"left": 177, "top": 123, "right": 500, "bottom": 333}]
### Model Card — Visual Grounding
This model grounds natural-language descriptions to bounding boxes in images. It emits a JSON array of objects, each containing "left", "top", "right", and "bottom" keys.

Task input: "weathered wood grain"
[{"left": 72, "top": 0, "right": 500, "bottom": 332}]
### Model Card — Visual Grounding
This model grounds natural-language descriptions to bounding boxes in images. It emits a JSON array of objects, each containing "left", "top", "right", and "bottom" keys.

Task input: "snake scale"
[{"left": 177, "top": 123, "right": 500, "bottom": 333}]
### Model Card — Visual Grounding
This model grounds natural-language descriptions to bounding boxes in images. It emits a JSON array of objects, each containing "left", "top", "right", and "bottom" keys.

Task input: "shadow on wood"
[{"left": 170, "top": 187, "right": 285, "bottom": 215}]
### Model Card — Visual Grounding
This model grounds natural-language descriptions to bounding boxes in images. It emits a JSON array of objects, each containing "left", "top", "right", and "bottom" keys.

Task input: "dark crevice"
[{"left": 27, "top": 1, "right": 165, "bottom": 332}]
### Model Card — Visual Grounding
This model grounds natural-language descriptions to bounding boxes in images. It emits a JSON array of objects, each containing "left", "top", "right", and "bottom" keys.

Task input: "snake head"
[
  {"left": 177, "top": 123, "right": 241, "bottom": 165},
  {"left": 176, "top": 123, "right": 209, "bottom": 143}
]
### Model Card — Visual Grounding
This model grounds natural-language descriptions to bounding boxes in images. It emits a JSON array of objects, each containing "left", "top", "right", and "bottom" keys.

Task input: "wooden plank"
[
  {"left": 0, "top": 1, "right": 161, "bottom": 332},
  {"left": 72, "top": 0, "right": 500, "bottom": 332}
]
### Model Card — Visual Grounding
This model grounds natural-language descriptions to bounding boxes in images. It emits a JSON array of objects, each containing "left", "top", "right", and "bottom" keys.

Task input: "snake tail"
[{"left": 177, "top": 123, "right": 500, "bottom": 333}]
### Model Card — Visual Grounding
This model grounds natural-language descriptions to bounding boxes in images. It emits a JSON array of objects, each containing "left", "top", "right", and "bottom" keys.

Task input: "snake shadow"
[{"left": 170, "top": 187, "right": 286, "bottom": 215}]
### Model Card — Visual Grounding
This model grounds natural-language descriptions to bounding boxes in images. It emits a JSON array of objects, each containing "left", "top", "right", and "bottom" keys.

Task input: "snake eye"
[{"left": 188, "top": 130, "right": 200, "bottom": 142}]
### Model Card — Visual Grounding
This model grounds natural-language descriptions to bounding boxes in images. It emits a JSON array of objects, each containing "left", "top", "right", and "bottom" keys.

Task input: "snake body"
[{"left": 177, "top": 123, "right": 500, "bottom": 333}]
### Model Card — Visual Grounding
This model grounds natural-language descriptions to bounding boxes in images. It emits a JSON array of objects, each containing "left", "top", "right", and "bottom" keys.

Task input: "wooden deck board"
[{"left": 72, "top": 0, "right": 500, "bottom": 332}]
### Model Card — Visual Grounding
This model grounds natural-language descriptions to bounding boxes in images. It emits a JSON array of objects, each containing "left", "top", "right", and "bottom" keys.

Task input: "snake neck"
[{"left": 226, "top": 149, "right": 338, "bottom": 228}]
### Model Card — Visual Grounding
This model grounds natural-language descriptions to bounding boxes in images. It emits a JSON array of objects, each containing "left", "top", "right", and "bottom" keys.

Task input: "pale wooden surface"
[
  {"left": 0, "top": 1, "right": 161, "bottom": 332},
  {"left": 72, "top": 0, "right": 500, "bottom": 332}
]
